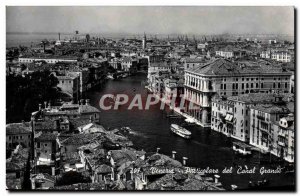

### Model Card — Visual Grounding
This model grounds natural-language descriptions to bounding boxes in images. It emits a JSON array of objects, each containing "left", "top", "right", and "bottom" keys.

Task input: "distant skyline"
[{"left": 6, "top": 6, "right": 294, "bottom": 36}]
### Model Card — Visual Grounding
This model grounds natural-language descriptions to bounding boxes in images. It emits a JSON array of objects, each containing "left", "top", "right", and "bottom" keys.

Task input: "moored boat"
[
  {"left": 232, "top": 141, "right": 252, "bottom": 156},
  {"left": 170, "top": 124, "right": 192, "bottom": 139}
]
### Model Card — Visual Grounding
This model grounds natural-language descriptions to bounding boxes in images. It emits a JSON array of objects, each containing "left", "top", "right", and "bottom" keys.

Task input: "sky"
[{"left": 6, "top": 6, "right": 294, "bottom": 35}]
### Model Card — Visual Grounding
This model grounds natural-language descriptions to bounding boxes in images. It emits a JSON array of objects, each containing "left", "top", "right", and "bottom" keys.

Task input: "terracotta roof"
[
  {"left": 6, "top": 122, "right": 32, "bottom": 135},
  {"left": 61, "top": 133, "right": 102, "bottom": 146},
  {"left": 79, "top": 105, "right": 100, "bottom": 114},
  {"left": 187, "top": 58, "right": 292, "bottom": 76},
  {"left": 35, "top": 132, "right": 57, "bottom": 141}
]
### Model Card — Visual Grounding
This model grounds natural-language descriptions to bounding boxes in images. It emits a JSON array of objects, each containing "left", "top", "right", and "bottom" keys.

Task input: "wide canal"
[{"left": 86, "top": 73, "right": 295, "bottom": 190}]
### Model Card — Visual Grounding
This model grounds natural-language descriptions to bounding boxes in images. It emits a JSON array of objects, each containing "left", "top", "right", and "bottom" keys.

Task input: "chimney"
[
  {"left": 89, "top": 116, "right": 93, "bottom": 123},
  {"left": 182, "top": 157, "right": 188, "bottom": 166},
  {"left": 44, "top": 101, "right": 47, "bottom": 109},
  {"left": 156, "top": 147, "right": 160, "bottom": 153},
  {"left": 231, "top": 185, "right": 238, "bottom": 190},
  {"left": 38, "top": 103, "right": 42, "bottom": 111},
  {"left": 48, "top": 102, "right": 51, "bottom": 109},
  {"left": 54, "top": 119, "right": 59, "bottom": 130},
  {"left": 80, "top": 99, "right": 84, "bottom": 105},
  {"left": 214, "top": 174, "right": 220, "bottom": 183},
  {"left": 51, "top": 167, "right": 55, "bottom": 176},
  {"left": 58, "top": 33, "right": 61, "bottom": 41},
  {"left": 171, "top": 151, "right": 177, "bottom": 159},
  {"left": 86, "top": 99, "right": 90, "bottom": 105}
]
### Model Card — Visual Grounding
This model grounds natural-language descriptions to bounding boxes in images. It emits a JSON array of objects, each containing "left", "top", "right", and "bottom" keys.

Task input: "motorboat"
[{"left": 170, "top": 124, "right": 192, "bottom": 139}]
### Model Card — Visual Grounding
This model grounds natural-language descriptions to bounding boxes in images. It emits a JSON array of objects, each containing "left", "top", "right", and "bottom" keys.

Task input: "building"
[
  {"left": 211, "top": 93, "right": 292, "bottom": 142},
  {"left": 272, "top": 115, "right": 294, "bottom": 163},
  {"left": 18, "top": 56, "right": 78, "bottom": 64},
  {"left": 184, "top": 59, "right": 292, "bottom": 127},
  {"left": 271, "top": 51, "right": 292, "bottom": 63},
  {"left": 31, "top": 100, "right": 100, "bottom": 123},
  {"left": 56, "top": 73, "right": 80, "bottom": 99},
  {"left": 183, "top": 58, "right": 207, "bottom": 70},
  {"left": 249, "top": 96, "right": 292, "bottom": 154},
  {"left": 34, "top": 132, "right": 58, "bottom": 166},
  {"left": 6, "top": 122, "right": 32, "bottom": 149},
  {"left": 121, "top": 57, "right": 138, "bottom": 72},
  {"left": 142, "top": 33, "right": 147, "bottom": 49}
]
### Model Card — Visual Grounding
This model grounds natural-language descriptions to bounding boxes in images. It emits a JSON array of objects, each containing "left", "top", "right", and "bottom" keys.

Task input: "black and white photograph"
[{"left": 5, "top": 5, "right": 296, "bottom": 191}]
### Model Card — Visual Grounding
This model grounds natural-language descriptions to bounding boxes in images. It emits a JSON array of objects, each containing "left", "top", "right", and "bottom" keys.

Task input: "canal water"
[{"left": 87, "top": 73, "right": 295, "bottom": 190}]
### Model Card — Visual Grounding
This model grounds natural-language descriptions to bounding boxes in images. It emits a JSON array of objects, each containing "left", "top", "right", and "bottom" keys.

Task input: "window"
[
  {"left": 224, "top": 84, "right": 226, "bottom": 90},
  {"left": 256, "top": 83, "right": 258, "bottom": 88},
  {"left": 242, "top": 83, "right": 244, "bottom": 89},
  {"left": 278, "top": 83, "right": 280, "bottom": 88},
  {"left": 242, "top": 109, "right": 243, "bottom": 115},
  {"left": 261, "top": 83, "right": 264, "bottom": 88},
  {"left": 44, "top": 144, "right": 48, "bottom": 147},
  {"left": 251, "top": 83, "right": 253, "bottom": 88},
  {"left": 246, "top": 83, "right": 249, "bottom": 88},
  {"left": 220, "top": 84, "right": 223, "bottom": 89},
  {"left": 235, "top": 107, "right": 237, "bottom": 113}
]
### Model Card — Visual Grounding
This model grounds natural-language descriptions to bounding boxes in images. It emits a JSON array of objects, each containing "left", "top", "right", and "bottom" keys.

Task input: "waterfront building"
[
  {"left": 121, "top": 57, "right": 138, "bottom": 72},
  {"left": 272, "top": 115, "right": 294, "bottom": 163},
  {"left": 211, "top": 93, "right": 292, "bottom": 142},
  {"left": 18, "top": 56, "right": 78, "bottom": 64},
  {"left": 109, "top": 58, "right": 122, "bottom": 70},
  {"left": 249, "top": 95, "right": 293, "bottom": 154},
  {"left": 184, "top": 58, "right": 292, "bottom": 127}
]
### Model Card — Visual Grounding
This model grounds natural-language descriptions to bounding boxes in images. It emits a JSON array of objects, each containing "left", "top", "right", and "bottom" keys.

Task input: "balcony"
[
  {"left": 257, "top": 115, "right": 265, "bottom": 121},
  {"left": 278, "top": 130, "right": 286, "bottom": 137},
  {"left": 278, "top": 141, "right": 286, "bottom": 147}
]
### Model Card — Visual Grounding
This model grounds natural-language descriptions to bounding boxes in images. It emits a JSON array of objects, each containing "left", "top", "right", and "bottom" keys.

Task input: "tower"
[{"left": 142, "top": 32, "right": 147, "bottom": 49}]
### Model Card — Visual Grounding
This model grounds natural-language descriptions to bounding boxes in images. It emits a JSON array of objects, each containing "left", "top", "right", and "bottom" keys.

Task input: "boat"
[
  {"left": 170, "top": 124, "right": 192, "bottom": 139},
  {"left": 185, "top": 117, "right": 195, "bottom": 124},
  {"left": 232, "top": 141, "right": 252, "bottom": 156},
  {"left": 107, "top": 75, "right": 114, "bottom": 80}
]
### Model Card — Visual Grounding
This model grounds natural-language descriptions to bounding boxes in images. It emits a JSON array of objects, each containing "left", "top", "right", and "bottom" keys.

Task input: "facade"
[
  {"left": 32, "top": 100, "right": 100, "bottom": 123},
  {"left": 121, "top": 57, "right": 138, "bottom": 72},
  {"left": 56, "top": 74, "right": 80, "bottom": 99},
  {"left": 19, "top": 56, "right": 78, "bottom": 64},
  {"left": 273, "top": 115, "right": 294, "bottom": 163},
  {"left": 6, "top": 122, "right": 32, "bottom": 149},
  {"left": 271, "top": 51, "right": 292, "bottom": 63},
  {"left": 249, "top": 100, "right": 291, "bottom": 153},
  {"left": 211, "top": 93, "right": 292, "bottom": 142},
  {"left": 184, "top": 59, "right": 292, "bottom": 127}
]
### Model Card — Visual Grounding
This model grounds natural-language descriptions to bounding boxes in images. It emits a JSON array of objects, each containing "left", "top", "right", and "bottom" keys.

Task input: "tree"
[
  {"left": 6, "top": 70, "right": 59, "bottom": 123},
  {"left": 22, "top": 152, "right": 31, "bottom": 190},
  {"left": 55, "top": 171, "right": 91, "bottom": 186}
]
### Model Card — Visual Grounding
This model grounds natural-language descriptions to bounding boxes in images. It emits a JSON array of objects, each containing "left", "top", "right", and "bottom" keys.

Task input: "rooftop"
[
  {"left": 187, "top": 58, "right": 292, "bottom": 76},
  {"left": 6, "top": 122, "right": 32, "bottom": 135}
]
